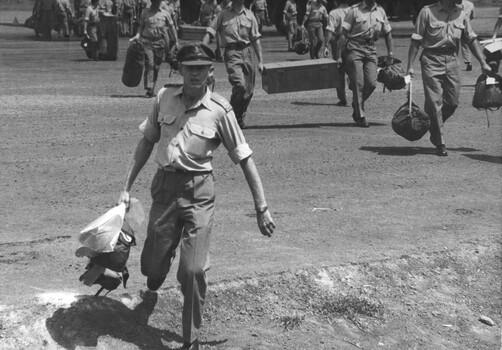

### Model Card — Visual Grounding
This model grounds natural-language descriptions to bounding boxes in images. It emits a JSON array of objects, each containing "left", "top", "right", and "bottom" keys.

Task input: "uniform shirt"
[
  {"left": 304, "top": 1, "right": 327, "bottom": 25},
  {"left": 199, "top": 1, "right": 217, "bottom": 23},
  {"left": 283, "top": 0, "right": 297, "bottom": 21},
  {"left": 207, "top": 6, "right": 261, "bottom": 47},
  {"left": 252, "top": 0, "right": 267, "bottom": 12},
  {"left": 55, "top": 0, "right": 71, "bottom": 14},
  {"left": 326, "top": 4, "right": 349, "bottom": 35},
  {"left": 98, "top": 0, "right": 114, "bottom": 15},
  {"left": 462, "top": 0, "right": 474, "bottom": 20},
  {"left": 139, "top": 7, "right": 174, "bottom": 41},
  {"left": 140, "top": 86, "right": 252, "bottom": 172},
  {"left": 411, "top": 2, "right": 477, "bottom": 51},
  {"left": 342, "top": 2, "right": 391, "bottom": 40},
  {"left": 85, "top": 5, "right": 100, "bottom": 24}
]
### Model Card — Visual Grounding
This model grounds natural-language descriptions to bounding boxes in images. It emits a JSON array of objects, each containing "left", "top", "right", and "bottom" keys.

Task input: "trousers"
[
  {"left": 345, "top": 40, "right": 377, "bottom": 120},
  {"left": 420, "top": 50, "right": 460, "bottom": 146},
  {"left": 224, "top": 46, "right": 256, "bottom": 122},
  {"left": 142, "top": 169, "right": 215, "bottom": 344},
  {"left": 141, "top": 38, "right": 166, "bottom": 91}
]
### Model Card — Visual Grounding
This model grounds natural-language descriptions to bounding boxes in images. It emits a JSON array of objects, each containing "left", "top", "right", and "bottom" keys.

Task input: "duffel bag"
[
  {"left": 472, "top": 73, "right": 502, "bottom": 111},
  {"left": 392, "top": 81, "right": 430, "bottom": 141},
  {"left": 122, "top": 40, "right": 145, "bottom": 87}
]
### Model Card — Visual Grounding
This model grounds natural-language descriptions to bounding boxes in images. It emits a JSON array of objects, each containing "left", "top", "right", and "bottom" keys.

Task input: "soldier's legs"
[
  {"left": 177, "top": 172, "right": 215, "bottom": 345},
  {"left": 421, "top": 66, "right": 445, "bottom": 147},
  {"left": 361, "top": 50, "right": 377, "bottom": 103},
  {"left": 307, "top": 25, "right": 317, "bottom": 59},
  {"left": 313, "top": 26, "right": 324, "bottom": 59},
  {"left": 346, "top": 49, "right": 365, "bottom": 120},
  {"left": 441, "top": 63, "right": 460, "bottom": 123},
  {"left": 225, "top": 47, "right": 256, "bottom": 127},
  {"left": 144, "top": 46, "right": 155, "bottom": 91}
]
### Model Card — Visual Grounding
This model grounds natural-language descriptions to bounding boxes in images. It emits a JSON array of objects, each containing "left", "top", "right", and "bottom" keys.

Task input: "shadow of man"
[{"left": 46, "top": 291, "right": 184, "bottom": 350}]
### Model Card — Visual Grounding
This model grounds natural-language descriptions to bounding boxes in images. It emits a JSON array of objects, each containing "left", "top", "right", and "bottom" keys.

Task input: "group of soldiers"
[{"left": 30, "top": 0, "right": 180, "bottom": 41}]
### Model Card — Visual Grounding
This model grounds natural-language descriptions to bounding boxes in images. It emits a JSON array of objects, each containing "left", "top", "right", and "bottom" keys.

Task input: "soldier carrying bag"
[{"left": 391, "top": 80, "right": 430, "bottom": 141}]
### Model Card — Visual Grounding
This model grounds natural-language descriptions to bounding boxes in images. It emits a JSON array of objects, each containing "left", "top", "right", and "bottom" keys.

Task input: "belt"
[
  {"left": 423, "top": 47, "right": 456, "bottom": 56},
  {"left": 160, "top": 167, "right": 212, "bottom": 175},
  {"left": 224, "top": 42, "right": 251, "bottom": 51},
  {"left": 350, "top": 37, "right": 376, "bottom": 45}
]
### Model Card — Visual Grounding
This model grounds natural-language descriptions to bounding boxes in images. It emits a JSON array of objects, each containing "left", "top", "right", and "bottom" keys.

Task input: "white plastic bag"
[{"left": 78, "top": 203, "right": 126, "bottom": 253}]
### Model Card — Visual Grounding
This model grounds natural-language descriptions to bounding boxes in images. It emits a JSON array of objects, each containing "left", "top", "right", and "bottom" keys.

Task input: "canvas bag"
[{"left": 392, "top": 80, "right": 430, "bottom": 141}]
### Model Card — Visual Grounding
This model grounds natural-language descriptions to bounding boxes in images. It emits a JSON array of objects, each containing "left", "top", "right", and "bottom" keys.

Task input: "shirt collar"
[
  {"left": 230, "top": 5, "right": 245, "bottom": 15},
  {"left": 174, "top": 86, "right": 213, "bottom": 111},
  {"left": 438, "top": 2, "right": 460, "bottom": 13}
]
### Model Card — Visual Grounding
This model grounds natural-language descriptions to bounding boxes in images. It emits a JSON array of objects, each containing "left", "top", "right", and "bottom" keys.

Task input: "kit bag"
[
  {"left": 80, "top": 35, "right": 93, "bottom": 59},
  {"left": 392, "top": 81, "right": 430, "bottom": 141},
  {"left": 79, "top": 220, "right": 136, "bottom": 296},
  {"left": 122, "top": 40, "right": 145, "bottom": 87},
  {"left": 377, "top": 57, "right": 407, "bottom": 92},
  {"left": 472, "top": 73, "right": 502, "bottom": 111},
  {"left": 293, "top": 27, "right": 310, "bottom": 55}
]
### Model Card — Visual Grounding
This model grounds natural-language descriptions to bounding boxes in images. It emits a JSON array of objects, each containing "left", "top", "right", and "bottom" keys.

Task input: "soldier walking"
[
  {"left": 301, "top": 0, "right": 328, "bottom": 59},
  {"left": 406, "top": 0, "right": 491, "bottom": 156},
  {"left": 203, "top": 0, "right": 264, "bottom": 129},
  {"left": 337, "top": 0, "right": 394, "bottom": 127}
]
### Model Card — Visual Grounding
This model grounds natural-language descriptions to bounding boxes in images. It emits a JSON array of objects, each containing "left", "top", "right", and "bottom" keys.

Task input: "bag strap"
[{"left": 408, "top": 79, "right": 413, "bottom": 110}]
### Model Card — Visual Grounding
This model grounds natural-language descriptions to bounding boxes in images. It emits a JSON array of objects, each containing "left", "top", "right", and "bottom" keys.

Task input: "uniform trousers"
[
  {"left": 345, "top": 40, "right": 377, "bottom": 120},
  {"left": 285, "top": 17, "right": 297, "bottom": 50},
  {"left": 306, "top": 22, "right": 323, "bottom": 59},
  {"left": 39, "top": 10, "right": 54, "bottom": 40},
  {"left": 142, "top": 169, "right": 214, "bottom": 344},
  {"left": 420, "top": 50, "right": 460, "bottom": 147},
  {"left": 141, "top": 38, "right": 166, "bottom": 91},
  {"left": 254, "top": 10, "right": 266, "bottom": 33},
  {"left": 331, "top": 39, "right": 346, "bottom": 103},
  {"left": 224, "top": 46, "right": 256, "bottom": 123}
]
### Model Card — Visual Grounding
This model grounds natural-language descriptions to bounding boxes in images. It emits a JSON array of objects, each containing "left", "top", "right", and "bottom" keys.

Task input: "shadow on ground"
[
  {"left": 360, "top": 146, "right": 480, "bottom": 156},
  {"left": 463, "top": 153, "right": 502, "bottom": 164},
  {"left": 248, "top": 121, "right": 386, "bottom": 130},
  {"left": 45, "top": 293, "right": 182, "bottom": 350}
]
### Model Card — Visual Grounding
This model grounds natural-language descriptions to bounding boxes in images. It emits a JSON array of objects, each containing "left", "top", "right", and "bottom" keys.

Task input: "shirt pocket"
[
  {"left": 452, "top": 21, "right": 465, "bottom": 39},
  {"left": 238, "top": 17, "right": 252, "bottom": 38},
  {"left": 185, "top": 122, "right": 217, "bottom": 159},
  {"left": 158, "top": 113, "right": 176, "bottom": 138},
  {"left": 427, "top": 20, "right": 446, "bottom": 40}
]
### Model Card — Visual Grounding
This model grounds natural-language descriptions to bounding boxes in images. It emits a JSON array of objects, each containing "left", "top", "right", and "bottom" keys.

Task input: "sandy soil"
[{"left": 0, "top": 10, "right": 501, "bottom": 350}]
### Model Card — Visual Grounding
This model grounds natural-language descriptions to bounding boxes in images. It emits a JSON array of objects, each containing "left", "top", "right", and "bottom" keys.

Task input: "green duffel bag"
[{"left": 122, "top": 40, "right": 145, "bottom": 87}]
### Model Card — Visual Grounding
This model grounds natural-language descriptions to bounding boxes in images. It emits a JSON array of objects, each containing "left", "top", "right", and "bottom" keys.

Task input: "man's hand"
[
  {"left": 481, "top": 62, "right": 493, "bottom": 75},
  {"left": 323, "top": 47, "right": 329, "bottom": 58},
  {"left": 257, "top": 209, "right": 275, "bottom": 237},
  {"left": 118, "top": 190, "right": 130, "bottom": 210},
  {"left": 407, "top": 66, "right": 414, "bottom": 78},
  {"left": 258, "top": 62, "right": 264, "bottom": 74}
]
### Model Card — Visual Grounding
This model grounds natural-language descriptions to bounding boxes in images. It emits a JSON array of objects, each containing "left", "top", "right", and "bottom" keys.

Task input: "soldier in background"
[
  {"left": 37, "top": 0, "right": 56, "bottom": 40},
  {"left": 282, "top": 0, "right": 297, "bottom": 52},
  {"left": 199, "top": 0, "right": 218, "bottom": 27},
  {"left": 203, "top": 0, "right": 264, "bottom": 129},
  {"left": 337, "top": 0, "right": 394, "bottom": 127},
  {"left": 55, "top": 0, "right": 73, "bottom": 38},
  {"left": 130, "top": 0, "right": 179, "bottom": 97},
  {"left": 301, "top": 0, "right": 328, "bottom": 59},
  {"left": 213, "top": 0, "right": 232, "bottom": 62},
  {"left": 251, "top": 0, "right": 268, "bottom": 34},
  {"left": 324, "top": 0, "right": 349, "bottom": 106},
  {"left": 460, "top": 0, "right": 474, "bottom": 71},
  {"left": 83, "top": 0, "right": 100, "bottom": 59},
  {"left": 121, "top": 0, "right": 136, "bottom": 36}
]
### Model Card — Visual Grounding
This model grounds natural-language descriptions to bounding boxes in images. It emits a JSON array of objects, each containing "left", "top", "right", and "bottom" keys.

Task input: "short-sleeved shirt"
[
  {"left": 199, "top": 1, "right": 217, "bottom": 22},
  {"left": 252, "top": 0, "right": 267, "bottom": 12},
  {"left": 342, "top": 2, "right": 392, "bottom": 40},
  {"left": 304, "top": 2, "right": 327, "bottom": 25},
  {"left": 85, "top": 5, "right": 99, "bottom": 24},
  {"left": 326, "top": 5, "right": 349, "bottom": 35},
  {"left": 140, "top": 86, "right": 252, "bottom": 171},
  {"left": 207, "top": 6, "right": 261, "bottom": 47},
  {"left": 283, "top": 0, "right": 297, "bottom": 21},
  {"left": 55, "top": 0, "right": 71, "bottom": 14},
  {"left": 411, "top": 2, "right": 477, "bottom": 51},
  {"left": 139, "top": 7, "right": 173, "bottom": 41}
]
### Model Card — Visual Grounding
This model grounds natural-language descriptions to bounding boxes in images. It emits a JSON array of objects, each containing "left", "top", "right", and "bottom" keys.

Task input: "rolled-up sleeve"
[
  {"left": 411, "top": 9, "right": 425, "bottom": 42},
  {"left": 139, "top": 98, "right": 161, "bottom": 143},
  {"left": 206, "top": 13, "right": 219, "bottom": 37},
  {"left": 462, "top": 16, "right": 477, "bottom": 43},
  {"left": 341, "top": 8, "right": 354, "bottom": 32},
  {"left": 249, "top": 13, "right": 262, "bottom": 41},
  {"left": 218, "top": 110, "right": 253, "bottom": 164},
  {"left": 381, "top": 10, "right": 392, "bottom": 34}
]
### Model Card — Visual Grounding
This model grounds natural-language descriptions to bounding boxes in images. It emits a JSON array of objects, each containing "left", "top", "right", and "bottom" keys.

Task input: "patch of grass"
[{"left": 277, "top": 314, "right": 305, "bottom": 331}]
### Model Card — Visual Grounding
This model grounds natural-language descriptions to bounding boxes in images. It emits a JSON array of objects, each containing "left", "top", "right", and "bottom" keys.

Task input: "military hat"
[{"left": 177, "top": 42, "right": 215, "bottom": 66}]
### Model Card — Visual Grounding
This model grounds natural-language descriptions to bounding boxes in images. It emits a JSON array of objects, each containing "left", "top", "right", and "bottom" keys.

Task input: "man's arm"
[
  {"left": 468, "top": 38, "right": 493, "bottom": 74},
  {"left": 251, "top": 39, "right": 264, "bottom": 73},
  {"left": 335, "top": 28, "right": 347, "bottom": 65},
  {"left": 384, "top": 31, "right": 394, "bottom": 65},
  {"left": 118, "top": 136, "right": 155, "bottom": 207},
  {"left": 239, "top": 156, "right": 275, "bottom": 237},
  {"left": 406, "top": 39, "right": 420, "bottom": 77}
]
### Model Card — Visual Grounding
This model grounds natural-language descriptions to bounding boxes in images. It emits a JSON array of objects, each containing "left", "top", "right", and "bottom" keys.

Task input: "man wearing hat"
[
  {"left": 202, "top": 0, "right": 264, "bottom": 129},
  {"left": 118, "top": 42, "right": 275, "bottom": 350}
]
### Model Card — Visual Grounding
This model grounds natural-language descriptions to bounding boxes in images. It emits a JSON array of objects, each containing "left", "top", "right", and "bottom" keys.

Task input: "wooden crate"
[
  {"left": 178, "top": 25, "right": 208, "bottom": 41},
  {"left": 262, "top": 58, "right": 339, "bottom": 94}
]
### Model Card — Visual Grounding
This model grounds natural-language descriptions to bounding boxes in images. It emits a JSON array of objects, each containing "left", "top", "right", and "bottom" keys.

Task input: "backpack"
[
  {"left": 392, "top": 81, "right": 430, "bottom": 141},
  {"left": 78, "top": 220, "right": 136, "bottom": 296},
  {"left": 377, "top": 57, "right": 407, "bottom": 92}
]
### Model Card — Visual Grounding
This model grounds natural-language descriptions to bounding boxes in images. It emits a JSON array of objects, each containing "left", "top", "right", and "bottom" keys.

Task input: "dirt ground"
[{"left": 0, "top": 8, "right": 501, "bottom": 350}]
